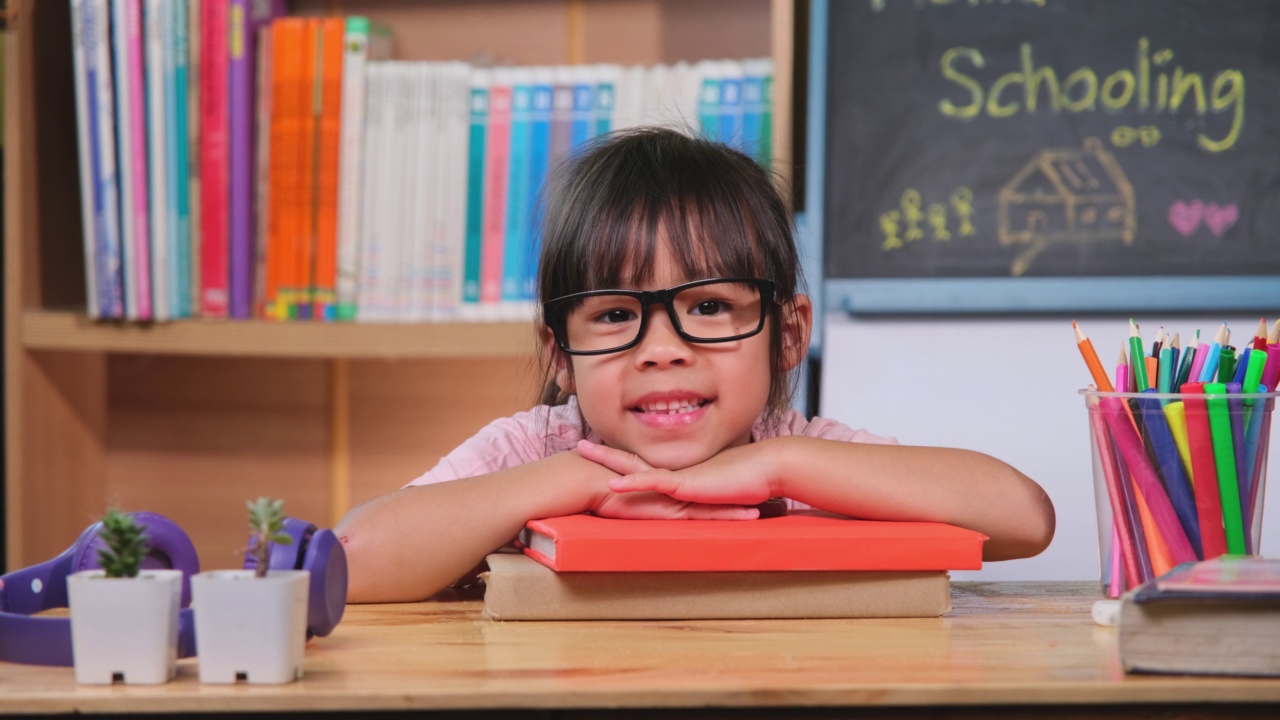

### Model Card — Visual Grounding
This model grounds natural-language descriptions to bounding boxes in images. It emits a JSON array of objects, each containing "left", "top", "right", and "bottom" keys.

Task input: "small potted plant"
[
  {"left": 190, "top": 498, "right": 310, "bottom": 684},
  {"left": 66, "top": 509, "right": 183, "bottom": 684}
]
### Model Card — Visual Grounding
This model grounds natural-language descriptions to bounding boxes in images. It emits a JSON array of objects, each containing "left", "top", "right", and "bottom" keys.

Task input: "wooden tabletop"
[{"left": 2, "top": 582, "right": 1279, "bottom": 716}]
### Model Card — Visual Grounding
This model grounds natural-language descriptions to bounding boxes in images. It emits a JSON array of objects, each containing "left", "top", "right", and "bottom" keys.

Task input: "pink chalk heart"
[
  {"left": 1167, "top": 200, "right": 1203, "bottom": 237},
  {"left": 1203, "top": 202, "right": 1239, "bottom": 237}
]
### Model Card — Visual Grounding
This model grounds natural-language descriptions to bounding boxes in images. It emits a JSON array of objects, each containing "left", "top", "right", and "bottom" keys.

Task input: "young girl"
[{"left": 336, "top": 128, "right": 1055, "bottom": 603}]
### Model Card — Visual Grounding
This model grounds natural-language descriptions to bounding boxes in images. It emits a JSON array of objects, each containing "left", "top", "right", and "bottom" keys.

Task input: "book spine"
[
  {"left": 145, "top": 0, "right": 170, "bottom": 321},
  {"left": 524, "top": 68, "right": 553, "bottom": 302},
  {"left": 759, "top": 58, "right": 774, "bottom": 170},
  {"left": 460, "top": 68, "right": 489, "bottom": 319},
  {"left": 124, "top": 0, "right": 153, "bottom": 319},
  {"left": 227, "top": 0, "right": 252, "bottom": 318},
  {"left": 480, "top": 69, "right": 511, "bottom": 315},
  {"left": 697, "top": 60, "right": 721, "bottom": 142},
  {"left": 408, "top": 62, "right": 437, "bottom": 323},
  {"left": 719, "top": 60, "right": 744, "bottom": 152},
  {"left": 110, "top": 0, "right": 143, "bottom": 320},
  {"left": 186, "top": 0, "right": 201, "bottom": 315},
  {"left": 252, "top": 23, "right": 273, "bottom": 316},
  {"left": 86, "top": 0, "right": 124, "bottom": 319},
  {"left": 433, "top": 61, "right": 470, "bottom": 321},
  {"left": 199, "top": 0, "right": 229, "bottom": 317},
  {"left": 548, "top": 66, "right": 572, "bottom": 170},
  {"left": 70, "top": 0, "right": 101, "bottom": 319},
  {"left": 741, "top": 59, "right": 765, "bottom": 165},
  {"left": 169, "top": 0, "right": 192, "bottom": 318},
  {"left": 593, "top": 63, "right": 617, "bottom": 138},
  {"left": 335, "top": 17, "right": 371, "bottom": 322},
  {"left": 501, "top": 69, "right": 531, "bottom": 312},
  {"left": 354, "top": 62, "right": 385, "bottom": 320},
  {"left": 292, "top": 18, "right": 320, "bottom": 320},
  {"left": 569, "top": 65, "right": 593, "bottom": 153},
  {"left": 312, "top": 17, "right": 345, "bottom": 322}
]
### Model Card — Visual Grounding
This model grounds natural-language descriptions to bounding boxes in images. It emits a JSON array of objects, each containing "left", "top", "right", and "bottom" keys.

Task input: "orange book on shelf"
[
  {"left": 292, "top": 18, "right": 320, "bottom": 319},
  {"left": 518, "top": 513, "right": 986, "bottom": 572},
  {"left": 264, "top": 17, "right": 306, "bottom": 320},
  {"left": 312, "top": 17, "right": 345, "bottom": 321}
]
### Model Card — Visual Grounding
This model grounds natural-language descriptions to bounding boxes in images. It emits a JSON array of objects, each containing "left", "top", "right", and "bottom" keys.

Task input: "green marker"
[{"left": 1203, "top": 382, "right": 1245, "bottom": 554}]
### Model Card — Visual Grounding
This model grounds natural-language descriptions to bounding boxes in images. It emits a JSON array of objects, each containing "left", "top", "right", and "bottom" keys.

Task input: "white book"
[
  {"left": 144, "top": 0, "right": 170, "bottom": 321},
  {"left": 335, "top": 17, "right": 392, "bottom": 322},
  {"left": 677, "top": 60, "right": 702, "bottom": 134},
  {"left": 432, "top": 61, "right": 471, "bottom": 321},
  {"left": 70, "top": 0, "right": 100, "bottom": 318},
  {"left": 389, "top": 64, "right": 416, "bottom": 322},
  {"left": 612, "top": 64, "right": 644, "bottom": 132},
  {"left": 357, "top": 63, "right": 390, "bottom": 321},
  {"left": 402, "top": 62, "right": 432, "bottom": 323},
  {"left": 415, "top": 62, "right": 441, "bottom": 323}
]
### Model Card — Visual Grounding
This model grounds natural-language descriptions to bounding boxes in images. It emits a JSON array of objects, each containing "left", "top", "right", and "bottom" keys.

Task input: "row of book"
[{"left": 70, "top": 0, "right": 776, "bottom": 323}]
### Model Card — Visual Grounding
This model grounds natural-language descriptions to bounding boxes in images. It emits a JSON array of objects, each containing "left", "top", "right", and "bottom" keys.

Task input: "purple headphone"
[{"left": 0, "top": 511, "right": 347, "bottom": 666}]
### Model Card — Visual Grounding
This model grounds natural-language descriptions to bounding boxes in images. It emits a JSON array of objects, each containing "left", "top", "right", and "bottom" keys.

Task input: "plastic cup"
[{"left": 1081, "top": 388, "right": 1276, "bottom": 597}]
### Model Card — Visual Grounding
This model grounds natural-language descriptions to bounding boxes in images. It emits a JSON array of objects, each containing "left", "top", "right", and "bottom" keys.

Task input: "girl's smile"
[{"left": 629, "top": 391, "right": 713, "bottom": 428}]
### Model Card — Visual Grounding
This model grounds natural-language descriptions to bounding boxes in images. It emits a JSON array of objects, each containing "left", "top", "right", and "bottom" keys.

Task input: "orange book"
[
  {"left": 311, "top": 17, "right": 345, "bottom": 321},
  {"left": 264, "top": 18, "right": 306, "bottom": 320},
  {"left": 518, "top": 514, "right": 986, "bottom": 572},
  {"left": 293, "top": 18, "right": 320, "bottom": 319}
]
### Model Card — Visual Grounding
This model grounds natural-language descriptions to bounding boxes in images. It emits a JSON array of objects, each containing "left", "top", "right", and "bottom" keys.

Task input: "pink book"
[
  {"left": 120, "top": 0, "right": 152, "bottom": 319},
  {"left": 199, "top": 0, "right": 229, "bottom": 317},
  {"left": 480, "top": 73, "right": 512, "bottom": 308}
]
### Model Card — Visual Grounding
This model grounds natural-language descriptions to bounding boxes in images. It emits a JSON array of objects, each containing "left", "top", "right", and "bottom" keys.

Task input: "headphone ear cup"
[
  {"left": 244, "top": 517, "right": 312, "bottom": 573},
  {"left": 300, "top": 529, "right": 347, "bottom": 638}
]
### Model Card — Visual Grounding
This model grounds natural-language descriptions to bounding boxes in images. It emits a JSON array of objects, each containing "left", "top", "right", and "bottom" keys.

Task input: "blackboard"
[{"left": 821, "top": 0, "right": 1280, "bottom": 312}]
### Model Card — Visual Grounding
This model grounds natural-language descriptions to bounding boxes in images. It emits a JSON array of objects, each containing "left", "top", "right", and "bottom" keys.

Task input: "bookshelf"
[{"left": 3, "top": 0, "right": 793, "bottom": 570}]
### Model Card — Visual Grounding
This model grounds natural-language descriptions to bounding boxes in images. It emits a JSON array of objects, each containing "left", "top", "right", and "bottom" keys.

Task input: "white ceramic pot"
[
  {"left": 66, "top": 569, "right": 183, "bottom": 684},
  {"left": 190, "top": 569, "right": 309, "bottom": 684}
]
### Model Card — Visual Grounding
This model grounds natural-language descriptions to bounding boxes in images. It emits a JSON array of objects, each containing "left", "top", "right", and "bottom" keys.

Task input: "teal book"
[
  {"left": 462, "top": 69, "right": 490, "bottom": 310},
  {"left": 741, "top": 61, "right": 764, "bottom": 165},
  {"left": 759, "top": 60, "right": 774, "bottom": 170},
  {"left": 502, "top": 70, "right": 532, "bottom": 306},
  {"left": 718, "top": 61, "right": 743, "bottom": 151},
  {"left": 697, "top": 64, "right": 721, "bottom": 141},
  {"left": 524, "top": 68, "right": 553, "bottom": 301},
  {"left": 593, "top": 65, "right": 617, "bottom": 137},
  {"left": 168, "top": 0, "right": 191, "bottom": 317},
  {"left": 569, "top": 67, "right": 593, "bottom": 153}
]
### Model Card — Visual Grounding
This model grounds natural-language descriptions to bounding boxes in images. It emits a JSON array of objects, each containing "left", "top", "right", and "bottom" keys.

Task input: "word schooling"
[
  {"left": 880, "top": 187, "right": 975, "bottom": 251},
  {"left": 938, "top": 38, "right": 1245, "bottom": 153}
]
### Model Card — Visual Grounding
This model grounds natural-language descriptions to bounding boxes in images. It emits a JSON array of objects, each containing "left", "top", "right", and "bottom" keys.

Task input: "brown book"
[{"left": 480, "top": 553, "right": 951, "bottom": 621}]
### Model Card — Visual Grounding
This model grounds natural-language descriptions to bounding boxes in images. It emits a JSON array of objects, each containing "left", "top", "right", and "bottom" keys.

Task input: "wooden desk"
[{"left": 2, "top": 582, "right": 1279, "bottom": 717}]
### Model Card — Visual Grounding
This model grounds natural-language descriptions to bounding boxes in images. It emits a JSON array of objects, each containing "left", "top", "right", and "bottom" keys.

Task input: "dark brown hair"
[{"left": 535, "top": 127, "right": 804, "bottom": 426}]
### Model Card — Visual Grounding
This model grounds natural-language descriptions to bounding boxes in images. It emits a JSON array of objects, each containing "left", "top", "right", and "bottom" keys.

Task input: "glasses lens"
[
  {"left": 673, "top": 281, "right": 765, "bottom": 340},
  {"left": 561, "top": 294, "right": 645, "bottom": 353}
]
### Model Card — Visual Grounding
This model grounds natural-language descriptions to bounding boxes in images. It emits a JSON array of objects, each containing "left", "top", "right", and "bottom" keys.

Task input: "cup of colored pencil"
[{"left": 1074, "top": 318, "right": 1279, "bottom": 597}]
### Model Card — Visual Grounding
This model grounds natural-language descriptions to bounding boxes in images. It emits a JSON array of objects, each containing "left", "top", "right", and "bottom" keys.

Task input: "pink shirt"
[{"left": 407, "top": 398, "right": 896, "bottom": 508}]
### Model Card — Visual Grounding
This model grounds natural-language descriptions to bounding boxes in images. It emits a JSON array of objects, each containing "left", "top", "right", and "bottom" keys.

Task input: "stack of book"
[
  {"left": 481, "top": 513, "right": 987, "bottom": 620},
  {"left": 69, "top": 1, "right": 774, "bottom": 324},
  {"left": 1119, "top": 556, "right": 1280, "bottom": 676}
]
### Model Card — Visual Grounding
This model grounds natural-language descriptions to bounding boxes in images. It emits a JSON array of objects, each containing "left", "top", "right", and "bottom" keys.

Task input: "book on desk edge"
[
  {"left": 480, "top": 552, "right": 951, "bottom": 620},
  {"left": 1119, "top": 557, "right": 1280, "bottom": 677},
  {"left": 517, "top": 513, "right": 986, "bottom": 573}
]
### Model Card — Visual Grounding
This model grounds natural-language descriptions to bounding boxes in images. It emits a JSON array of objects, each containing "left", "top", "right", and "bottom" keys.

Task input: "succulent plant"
[
  {"left": 247, "top": 497, "right": 292, "bottom": 579},
  {"left": 96, "top": 508, "right": 149, "bottom": 578}
]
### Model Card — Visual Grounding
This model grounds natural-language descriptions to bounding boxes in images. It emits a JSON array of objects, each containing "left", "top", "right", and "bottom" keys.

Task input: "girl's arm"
[
  {"left": 336, "top": 451, "right": 757, "bottom": 603},
  {"left": 590, "top": 437, "right": 1055, "bottom": 561}
]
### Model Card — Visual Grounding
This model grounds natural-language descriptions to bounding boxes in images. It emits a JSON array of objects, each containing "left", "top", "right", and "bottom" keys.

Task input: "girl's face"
[{"left": 557, "top": 241, "right": 805, "bottom": 470}]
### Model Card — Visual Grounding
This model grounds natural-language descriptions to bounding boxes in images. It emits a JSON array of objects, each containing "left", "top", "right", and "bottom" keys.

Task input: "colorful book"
[
  {"left": 311, "top": 16, "right": 345, "bottom": 321},
  {"left": 459, "top": 67, "right": 489, "bottom": 319},
  {"left": 500, "top": 68, "right": 531, "bottom": 313},
  {"left": 227, "top": 0, "right": 286, "bottom": 319},
  {"left": 263, "top": 17, "right": 306, "bottom": 320},
  {"left": 757, "top": 58, "right": 774, "bottom": 170},
  {"left": 252, "top": 22, "right": 272, "bottom": 316},
  {"left": 71, "top": 0, "right": 124, "bottom": 319},
  {"left": 696, "top": 60, "right": 722, "bottom": 142},
  {"left": 1120, "top": 557, "right": 1280, "bottom": 676},
  {"left": 143, "top": 0, "right": 171, "bottom": 321},
  {"left": 481, "top": 552, "right": 951, "bottom": 621},
  {"left": 167, "top": 0, "right": 192, "bottom": 318},
  {"left": 548, "top": 66, "right": 573, "bottom": 169},
  {"left": 199, "top": 0, "right": 230, "bottom": 317},
  {"left": 479, "top": 68, "right": 512, "bottom": 316},
  {"left": 568, "top": 65, "right": 593, "bottom": 153},
  {"left": 334, "top": 16, "right": 392, "bottom": 321},
  {"left": 110, "top": 0, "right": 149, "bottom": 320},
  {"left": 518, "top": 514, "right": 986, "bottom": 573},
  {"left": 522, "top": 66, "right": 553, "bottom": 302},
  {"left": 593, "top": 63, "right": 617, "bottom": 138},
  {"left": 186, "top": 0, "right": 201, "bottom": 315},
  {"left": 718, "top": 59, "right": 744, "bottom": 152},
  {"left": 430, "top": 61, "right": 471, "bottom": 321},
  {"left": 741, "top": 58, "right": 768, "bottom": 166}
]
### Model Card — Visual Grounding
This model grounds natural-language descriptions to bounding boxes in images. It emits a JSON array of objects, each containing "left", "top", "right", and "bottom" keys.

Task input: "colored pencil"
[
  {"left": 1253, "top": 317, "right": 1268, "bottom": 351},
  {"left": 1072, "top": 320, "right": 1113, "bottom": 392},
  {"left": 1129, "top": 319, "right": 1149, "bottom": 391}
]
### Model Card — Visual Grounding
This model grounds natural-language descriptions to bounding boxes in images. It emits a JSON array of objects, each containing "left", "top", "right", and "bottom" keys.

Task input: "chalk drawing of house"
[{"left": 997, "top": 137, "right": 1136, "bottom": 276}]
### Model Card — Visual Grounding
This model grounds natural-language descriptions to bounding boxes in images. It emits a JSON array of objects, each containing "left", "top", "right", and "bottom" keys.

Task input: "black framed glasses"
[{"left": 543, "top": 277, "right": 778, "bottom": 356}]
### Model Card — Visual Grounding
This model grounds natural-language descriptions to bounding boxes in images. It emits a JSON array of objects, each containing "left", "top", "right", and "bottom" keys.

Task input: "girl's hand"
[
  {"left": 584, "top": 440, "right": 779, "bottom": 507},
  {"left": 576, "top": 440, "right": 759, "bottom": 521}
]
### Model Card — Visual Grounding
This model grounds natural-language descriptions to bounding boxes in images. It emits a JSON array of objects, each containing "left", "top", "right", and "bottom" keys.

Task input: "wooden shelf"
[{"left": 21, "top": 310, "right": 538, "bottom": 359}]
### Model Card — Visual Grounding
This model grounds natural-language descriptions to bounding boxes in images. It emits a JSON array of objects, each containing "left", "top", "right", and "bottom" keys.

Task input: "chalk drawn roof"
[{"left": 1001, "top": 138, "right": 1131, "bottom": 202}]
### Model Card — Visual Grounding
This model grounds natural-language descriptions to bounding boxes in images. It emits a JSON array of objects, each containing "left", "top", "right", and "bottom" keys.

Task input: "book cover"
[
  {"left": 227, "top": 0, "right": 286, "bottom": 319},
  {"left": 186, "top": 0, "right": 201, "bottom": 315},
  {"left": 1119, "top": 557, "right": 1280, "bottom": 676},
  {"left": 519, "top": 513, "right": 986, "bottom": 573},
  {"left": 291, "top": 18, "right": 321, "bottom": 320},
  {"left": 263, "top": 17, "right": 306, "bottom": 320},
  {"left": 481, "top": 552, "right": 951, "bottom": 621},
  {"left": 335, "top": 16, "right": 393, "bottom": 322},
  {"left": 311, "top": 16, "right": 345, "bottom": 322},
  {"left": 199, "top": 0, "right": 229, "bottom": 318}
]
